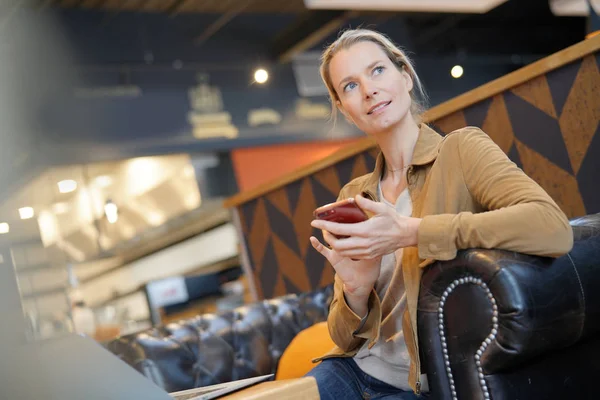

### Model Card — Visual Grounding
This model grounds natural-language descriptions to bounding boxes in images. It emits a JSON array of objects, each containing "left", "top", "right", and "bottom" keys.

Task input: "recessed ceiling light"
[
  {"left": 0, "top": 222, "right": 9, "bottom": 234},
  {"left": 58, "top": 179, "right": 77, "bottom": 194},
  {"left": 19, "top": 207, "right": 34, "bottom": 220},
  {"left": 254, "top": 68, "right": 269, "bottom": 84},
  {"left": 451, "top": 65, "right": 464, "bottom": 79}
]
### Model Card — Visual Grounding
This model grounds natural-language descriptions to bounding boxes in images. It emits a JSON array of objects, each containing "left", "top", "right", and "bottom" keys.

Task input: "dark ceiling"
[{"left": 40, "top": 0, "right": 586, "bottom": 65}]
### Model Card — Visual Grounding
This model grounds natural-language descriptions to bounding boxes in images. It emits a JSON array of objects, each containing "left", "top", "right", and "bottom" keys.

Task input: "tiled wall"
[{"left": 237, "top": 52, "right": 600, "bottom": 300}]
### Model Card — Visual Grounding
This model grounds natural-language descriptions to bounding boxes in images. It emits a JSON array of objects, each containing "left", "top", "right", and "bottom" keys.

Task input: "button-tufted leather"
[
  {"left": 418, "top": 213, "right": 600, "bottom": 400},
  {"left": 106, "top": 286, "right": 334, "bottom": 393},
  {"left": 108, "top": 214, "right": 600, "bottom": 399}
]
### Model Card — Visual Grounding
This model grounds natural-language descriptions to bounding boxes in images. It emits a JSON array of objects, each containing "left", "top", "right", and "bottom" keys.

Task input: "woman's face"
[{"left": 329, "top": 41, "right": 414, "bottom": 136}]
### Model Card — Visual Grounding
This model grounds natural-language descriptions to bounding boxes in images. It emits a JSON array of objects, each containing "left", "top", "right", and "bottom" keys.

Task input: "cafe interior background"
[{"left": 0, "top": 0, "right": 597, "bottom": 344}]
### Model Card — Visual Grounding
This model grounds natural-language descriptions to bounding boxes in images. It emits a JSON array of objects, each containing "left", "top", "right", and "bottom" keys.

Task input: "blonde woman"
[{"left": 306, "top": 28, "right": 573, "bottom": 400}]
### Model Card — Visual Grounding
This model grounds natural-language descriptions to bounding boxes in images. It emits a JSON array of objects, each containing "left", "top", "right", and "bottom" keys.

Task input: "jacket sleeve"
[
  {"left": 327, "top": 274, "right": 381, "bottom": 352},
  {"left": 326, "top": 185, "right": 382, "bottom": 351},
  {"left": 418, "top": 127, "right": 573, "bottom": 261}
]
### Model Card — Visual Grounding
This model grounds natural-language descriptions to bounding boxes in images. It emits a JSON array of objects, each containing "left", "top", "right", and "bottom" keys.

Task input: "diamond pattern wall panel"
[
  {"left": 238, "top": 53, "right": 599, "bottom": 300},
  {"left": 239, "top": 150, "right": 378, "bottom": 299}
]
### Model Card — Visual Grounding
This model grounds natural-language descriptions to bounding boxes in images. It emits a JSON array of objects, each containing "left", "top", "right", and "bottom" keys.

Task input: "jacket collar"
[{"left": 360, "top": 123, "right": 443, "bottom": 200}]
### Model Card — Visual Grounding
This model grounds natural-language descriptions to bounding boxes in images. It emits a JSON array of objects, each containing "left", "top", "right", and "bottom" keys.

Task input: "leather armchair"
[
  {"left": 107, "top": 214, "right": 600, "bottom": 399},
  {"left": 418, "top": 213, "right": 600, "bottom": 400}
]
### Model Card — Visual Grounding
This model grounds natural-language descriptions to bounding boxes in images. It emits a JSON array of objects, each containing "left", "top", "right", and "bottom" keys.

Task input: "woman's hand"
[
  {"left": 309, "top": 231, "right": 380, "bottom": 298},
  {"left": 311, "top": 194, "right": 422, "bottom": 260}
]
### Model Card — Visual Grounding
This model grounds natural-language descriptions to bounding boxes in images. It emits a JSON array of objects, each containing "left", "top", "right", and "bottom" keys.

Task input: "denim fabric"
[{"left": 305, "top": 357, "right": 431, "bottom": 400}]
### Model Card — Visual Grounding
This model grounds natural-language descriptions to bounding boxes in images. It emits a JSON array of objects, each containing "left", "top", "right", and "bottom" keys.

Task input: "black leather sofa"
[
  {"left": 107, "top": 214, "right": 600, "bottom": 399},
  {"left": 106, "top": 285, "right": 334, "bottom": 393},
  {"left": 418, "top": 213, "right": 600, "bottom": 400}
]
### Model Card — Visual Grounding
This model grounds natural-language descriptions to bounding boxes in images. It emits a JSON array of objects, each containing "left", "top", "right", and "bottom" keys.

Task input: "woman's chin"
[{"left": 368, "top": 118, "right": 400, "bottom": 133}]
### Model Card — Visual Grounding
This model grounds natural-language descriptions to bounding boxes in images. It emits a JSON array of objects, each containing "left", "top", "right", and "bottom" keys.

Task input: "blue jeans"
[{"left": 305, "top": 357, "right": 431, "bottom": 400}]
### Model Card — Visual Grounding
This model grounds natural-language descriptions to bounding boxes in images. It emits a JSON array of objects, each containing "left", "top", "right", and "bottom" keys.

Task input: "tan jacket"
[{"left": 314, "top": 124, "right": 573, "bottom": 394}]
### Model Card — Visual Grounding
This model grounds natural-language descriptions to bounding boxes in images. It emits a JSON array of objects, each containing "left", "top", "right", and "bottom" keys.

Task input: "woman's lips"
[{"left": 367, "top": 101, "right": 391, "bottom": 115}]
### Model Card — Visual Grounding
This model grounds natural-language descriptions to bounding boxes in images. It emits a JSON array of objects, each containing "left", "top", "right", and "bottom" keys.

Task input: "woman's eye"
[
  {"left": 343, "top": 82, "right": 357, "bottom": 92},
  {"left": 373, "top": 66, "right": 385, "bottom": 75}
]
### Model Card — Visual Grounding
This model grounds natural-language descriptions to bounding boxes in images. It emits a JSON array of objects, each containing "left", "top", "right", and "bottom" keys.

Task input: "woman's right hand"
[{"left": 310, "top": 230, "right": 381, "bottom": 298}]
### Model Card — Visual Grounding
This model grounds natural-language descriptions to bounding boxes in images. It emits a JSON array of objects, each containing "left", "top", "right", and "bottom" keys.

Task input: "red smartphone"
[{"left": 313, "top": 198, "right": 368, "bottom": 224}]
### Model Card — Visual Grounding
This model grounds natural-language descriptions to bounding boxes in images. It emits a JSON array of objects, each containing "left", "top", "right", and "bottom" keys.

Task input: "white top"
[{"left": 353, "top": 181, "right": 428, "bottom": 392}]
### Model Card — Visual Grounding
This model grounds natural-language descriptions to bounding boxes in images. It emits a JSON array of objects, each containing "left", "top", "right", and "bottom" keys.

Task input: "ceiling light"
[
  {"left": 254, "top": 68, "right": 269, "bottom": 84},
  {"left": 19, "top": 207, "right": 34, "bottom": 220},
  {"left": 52, "top": 202, "right": 70, "bottom": 215},
  {"left": 451, "top": 65, "right": 464, "bottom": 79},
  {"left": 104, "top": 200, "right": 118, "bottom": 224},
  {"left": 58, "top": 179, "right": 77, "bottom": 194},
  {"left": 94, "top": 175, "right": 113, "bottom": 188},
  {"left": 0, "top": 223, "right": 9, "bottom": 234}
]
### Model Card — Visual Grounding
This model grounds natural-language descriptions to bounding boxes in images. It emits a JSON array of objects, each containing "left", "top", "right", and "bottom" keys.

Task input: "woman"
[{"left": 305, "top": 28, "right": 573, "bottom": 400}]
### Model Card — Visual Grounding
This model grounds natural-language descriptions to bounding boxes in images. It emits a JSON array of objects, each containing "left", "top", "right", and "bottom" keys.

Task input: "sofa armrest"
[{"left": 417, "top": 217, "right": 600, "bottom": 399}]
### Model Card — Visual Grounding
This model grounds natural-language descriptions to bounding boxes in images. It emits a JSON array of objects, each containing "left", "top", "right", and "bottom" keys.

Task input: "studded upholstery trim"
[{"left": 438, "top": 276, "right": 498, "bottom": 400}]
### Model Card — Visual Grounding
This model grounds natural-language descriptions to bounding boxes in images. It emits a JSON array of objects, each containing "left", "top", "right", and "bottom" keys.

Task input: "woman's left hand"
[{"left": 311, "top": 194, "right": 422, "bottom": 260}]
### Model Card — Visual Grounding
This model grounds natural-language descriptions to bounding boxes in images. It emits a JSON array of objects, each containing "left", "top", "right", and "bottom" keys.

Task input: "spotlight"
[
  {"left": 254, "top": 68, "right": 269, "bottom": 84},
  {"left": 451, "top": 65, "right": 464, "bottom": 79}
]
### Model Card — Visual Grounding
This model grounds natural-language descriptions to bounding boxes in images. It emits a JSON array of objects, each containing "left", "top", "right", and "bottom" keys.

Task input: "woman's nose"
[{"left": 363, "top": 85, "right": 378, "bottom": 99}]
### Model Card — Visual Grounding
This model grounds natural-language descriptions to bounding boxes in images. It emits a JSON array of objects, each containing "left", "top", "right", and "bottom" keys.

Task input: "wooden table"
[{"left": 220, "top": 377, "right": 319, "bottom": 400}]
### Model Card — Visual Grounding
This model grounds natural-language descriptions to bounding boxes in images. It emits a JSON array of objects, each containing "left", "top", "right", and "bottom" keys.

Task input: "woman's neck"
[{"left": 375, "top": 114, "right": 421, "bottom": 177}]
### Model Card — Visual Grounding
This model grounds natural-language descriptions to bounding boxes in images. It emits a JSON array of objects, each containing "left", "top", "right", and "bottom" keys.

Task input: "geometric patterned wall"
[
  {"left": 433, "top": 53, "right": 599, "bottom": 218},
  {"left": 238, "top": 148, "right": 378, "bottom": 300},
  {"left": 237, "top": 51, "right": 600, "bottom": 300}
]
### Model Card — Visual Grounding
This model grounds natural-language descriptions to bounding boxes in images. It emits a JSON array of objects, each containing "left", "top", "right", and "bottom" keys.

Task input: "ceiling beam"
[
  {"left": 193, "top": 0, "right": 254, "bottom": 46},
  {"left": 166, "top": 0, "right": 189, "bottom": 17},
  {"left": 271, "top": 10, "right": 359, "bottom": 64}
]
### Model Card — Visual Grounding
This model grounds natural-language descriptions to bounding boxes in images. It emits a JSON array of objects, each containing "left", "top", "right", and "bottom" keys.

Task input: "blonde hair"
[{"left": 320, "top": 28, "right": 428, "bottom": 124}]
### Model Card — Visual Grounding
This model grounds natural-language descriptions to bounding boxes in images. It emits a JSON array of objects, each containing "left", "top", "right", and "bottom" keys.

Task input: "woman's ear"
[{"left": 402, "top": 68, "right": 414, "bottom": 93}]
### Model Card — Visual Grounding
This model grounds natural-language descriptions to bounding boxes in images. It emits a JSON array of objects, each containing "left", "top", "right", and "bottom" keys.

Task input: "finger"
[
  {"left": 311, "top": 219, "right": 365, "bottom": 237},
  {"left": 331, "top": 237, "right": 369, "bottom": 252},
  {"left": 322, "top": 230, "right": 337, "bottom": 247},
  {"left": 310, "top": 236, "right": 333, "bottom": 260},
  {"left": 355, "top": 194, "right": 387, "bottom": 214}
]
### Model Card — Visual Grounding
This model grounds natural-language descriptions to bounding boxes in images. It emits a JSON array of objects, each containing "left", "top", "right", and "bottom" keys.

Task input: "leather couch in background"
[
  {"left": 106, "top": 284, "right": 333, "bottom": 393},
  {"left": 107, "top": 214, "right": 600, "bottom": 399}
]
